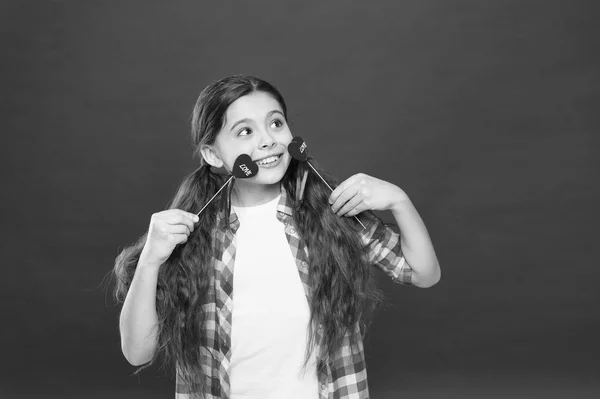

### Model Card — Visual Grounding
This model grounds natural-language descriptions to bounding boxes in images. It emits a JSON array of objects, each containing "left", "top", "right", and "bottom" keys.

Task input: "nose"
[{"left": 259, "top": 129, "right": 276, "bottom": 149}]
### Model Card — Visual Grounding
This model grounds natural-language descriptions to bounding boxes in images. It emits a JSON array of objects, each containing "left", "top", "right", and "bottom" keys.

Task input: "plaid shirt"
[{"left": 176, "top": 188, "right": 411, "bottom": 399}]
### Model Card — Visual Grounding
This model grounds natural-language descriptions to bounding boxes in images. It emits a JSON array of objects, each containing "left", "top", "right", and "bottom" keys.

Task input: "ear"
[{"left": 200, "top": 144, "right": 224, "bottom": 168}]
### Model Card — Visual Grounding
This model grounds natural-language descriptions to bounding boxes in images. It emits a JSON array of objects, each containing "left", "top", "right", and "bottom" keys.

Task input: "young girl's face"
[{"left": 203, "top": 91, "right": 293, "bottom": 186}]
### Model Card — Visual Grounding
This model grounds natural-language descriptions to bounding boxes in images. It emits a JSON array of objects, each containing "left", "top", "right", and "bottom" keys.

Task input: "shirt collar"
[{"left": 216, "top": 184, "right": 294, "bottom": 230}]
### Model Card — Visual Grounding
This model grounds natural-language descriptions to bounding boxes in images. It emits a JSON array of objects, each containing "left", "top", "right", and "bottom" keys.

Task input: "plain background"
[{"left": 1, "top": 1, "right": 599, "bottom": 398}]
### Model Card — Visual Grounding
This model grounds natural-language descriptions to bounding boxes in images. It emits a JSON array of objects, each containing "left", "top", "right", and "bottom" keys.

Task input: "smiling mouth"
[{"left": 255, "top": 154, "right": 282, "bottom": 165}]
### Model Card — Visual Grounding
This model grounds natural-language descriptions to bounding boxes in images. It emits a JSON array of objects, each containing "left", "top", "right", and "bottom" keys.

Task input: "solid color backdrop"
[{"left": 1, "top": 0, "right": 599, "bottom": 398}]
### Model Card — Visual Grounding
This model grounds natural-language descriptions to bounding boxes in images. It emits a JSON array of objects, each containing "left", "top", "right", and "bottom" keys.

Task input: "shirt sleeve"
[{"left": 359, "top": 213, "right": 412, "bottom": 285}]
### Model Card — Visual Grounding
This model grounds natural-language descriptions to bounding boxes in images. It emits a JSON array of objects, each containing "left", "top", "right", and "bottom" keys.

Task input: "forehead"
[{"left": 224, "top": 91, "right": 282, "bottom": 123}]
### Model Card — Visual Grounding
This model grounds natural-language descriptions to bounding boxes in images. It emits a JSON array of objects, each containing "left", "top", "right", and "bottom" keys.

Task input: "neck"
[{"left": 231, "top": 181, "right": 281, "bottom": 207}]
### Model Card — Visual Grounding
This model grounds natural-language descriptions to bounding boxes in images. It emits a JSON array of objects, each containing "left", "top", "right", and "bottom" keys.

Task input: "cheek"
[
  {"left": 284, "top": 128, "right": 294, "bottom": 140},
  {"left": 280, "top": 130, "right": 294, "bottom": 147},
  {"left": 284, "top": 153, "right": 294, "bottom": 170},
  {"left": 224, "top": 145, "right": 252, "bottom": 164}
]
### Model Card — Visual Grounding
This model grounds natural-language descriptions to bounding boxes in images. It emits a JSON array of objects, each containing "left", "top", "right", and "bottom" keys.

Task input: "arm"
[
  {"left": 390, "top": 193, "right": 440, "bottom": 288},
  {"left": 119, "top": 260, "right": 160, "bottom": 366},
  {"left": 329, "top": 173, "right": 441, "bottom": 288},
  {"left": 118, "top": 209, "right": 197, "bottom": 366}
]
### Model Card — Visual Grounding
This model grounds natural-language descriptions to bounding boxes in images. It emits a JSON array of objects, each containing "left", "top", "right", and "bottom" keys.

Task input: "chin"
[
  {"left": 253, "top": 170, "right": 287, "bottom": 186},
  {"left": 254, "top": 157, "right": 290, "bottom": 184}
]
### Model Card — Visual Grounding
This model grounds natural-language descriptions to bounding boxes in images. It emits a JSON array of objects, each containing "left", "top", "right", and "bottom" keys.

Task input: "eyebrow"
[{"left": 229, "top": 110, "right": 284, "bottom": 132}]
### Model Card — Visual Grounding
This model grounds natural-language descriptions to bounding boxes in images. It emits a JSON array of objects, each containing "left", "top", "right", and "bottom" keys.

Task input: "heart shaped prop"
[
  {"left": 288, "top": 137, "right": 366, "bottom": 229},
  {"left": 288, "top": 136, "right": 309, "bottom": 161},
  {"left": 196, "top": 153, "right": 258, "bottom": 216},
  {"left": 232, "top": 153, "right": 259, "bottom": 178}
]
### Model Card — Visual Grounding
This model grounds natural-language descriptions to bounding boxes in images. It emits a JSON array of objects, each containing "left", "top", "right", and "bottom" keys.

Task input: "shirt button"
[
  {"left": 290, "top": 227, "right": 296, "bottom": 234},
  {"left": 318, "top": 323, "right": 323, "bottom": 330},
  {"left": 321, "top": 382, "right": 327, "bottom": 390},
  {"left": 301, "top": 261, "right": 307, "bottom": 267}
]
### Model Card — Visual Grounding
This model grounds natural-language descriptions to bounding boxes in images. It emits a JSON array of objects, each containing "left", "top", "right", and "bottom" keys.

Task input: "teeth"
[{"left": 257, "top": 155, "right": 279, "bottom": 165}]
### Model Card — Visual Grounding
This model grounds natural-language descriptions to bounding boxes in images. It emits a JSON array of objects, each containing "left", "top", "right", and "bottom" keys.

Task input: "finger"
[
  {"left": 345, "top": 200, "right": 367, "bottom": 217},
  {"left": 180, "top": 209, "right": 200, "bottom": 223},
  {"left": 167, "top": 213, "right": 196, "bottom": 231},
  {"left": 337, "top": 193, "right": 363, "bottom": 217},
  {"left": 170, "top": 209, "right": 200, "bottom": 223},
  {"left": 329, "top": 174, "right": 362, "bottom": 206},
  {"left": 168, "top": 233, "right": 189, "bottom": 245},
  {"left": 331, "top": 184, "right": 359, "bottom": 214},
  {"left": 165, "top": 224, "right": 192, "bottom": 236}
]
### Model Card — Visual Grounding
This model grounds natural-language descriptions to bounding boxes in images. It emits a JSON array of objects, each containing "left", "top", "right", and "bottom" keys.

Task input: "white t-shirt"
[{"left": 229, "top": 194, "right": 319, "bottom": 399}]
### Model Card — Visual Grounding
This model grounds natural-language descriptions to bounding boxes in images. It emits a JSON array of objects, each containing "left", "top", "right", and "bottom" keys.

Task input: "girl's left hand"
[{"left": 329, "top": 173, "right": 408, "bottom": 217}]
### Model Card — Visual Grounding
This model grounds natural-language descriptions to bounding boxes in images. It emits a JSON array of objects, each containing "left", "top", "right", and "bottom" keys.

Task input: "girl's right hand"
[{"left": 138, "top": 209, "right": 199, "bottom": 269}]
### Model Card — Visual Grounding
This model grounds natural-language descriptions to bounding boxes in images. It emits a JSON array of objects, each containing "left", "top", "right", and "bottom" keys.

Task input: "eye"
[
  {"left": 270, "top": 118, "right": 285, "bottom": 129},
  {"left": 238, "top": 127, "right": 252, "bottom": 136}
]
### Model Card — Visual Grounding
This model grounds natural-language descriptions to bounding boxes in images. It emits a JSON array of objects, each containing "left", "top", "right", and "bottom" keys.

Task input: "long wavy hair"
[{"left": 113, "top": 75, "right": 388, "bottom": 397}]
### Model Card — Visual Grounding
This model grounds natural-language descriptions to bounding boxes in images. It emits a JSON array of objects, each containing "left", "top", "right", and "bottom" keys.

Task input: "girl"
[{"left": 113, "top": 75, "right": 440, "bottom": 399}]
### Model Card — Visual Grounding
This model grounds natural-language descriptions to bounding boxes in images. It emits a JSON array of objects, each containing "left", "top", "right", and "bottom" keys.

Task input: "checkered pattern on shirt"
[{"left": 175, "top": 188, "right": 411, "bottom": 399}]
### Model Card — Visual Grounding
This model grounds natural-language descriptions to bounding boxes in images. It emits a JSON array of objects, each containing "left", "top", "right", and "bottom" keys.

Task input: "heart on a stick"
[
  {"left": 288, "top": 136, "right": 309, "bottom": 161},
  {"left": 232, "top": 153, "right": 259, "bottom": 178}
]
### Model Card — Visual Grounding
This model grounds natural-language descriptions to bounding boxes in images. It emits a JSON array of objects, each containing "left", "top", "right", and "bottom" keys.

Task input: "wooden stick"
[
  {"left": 306, "top": 161, "right": 366, "bottom": 229},
  {"left": 196, "top": 175, "right": 234, "bottom": 217}
]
